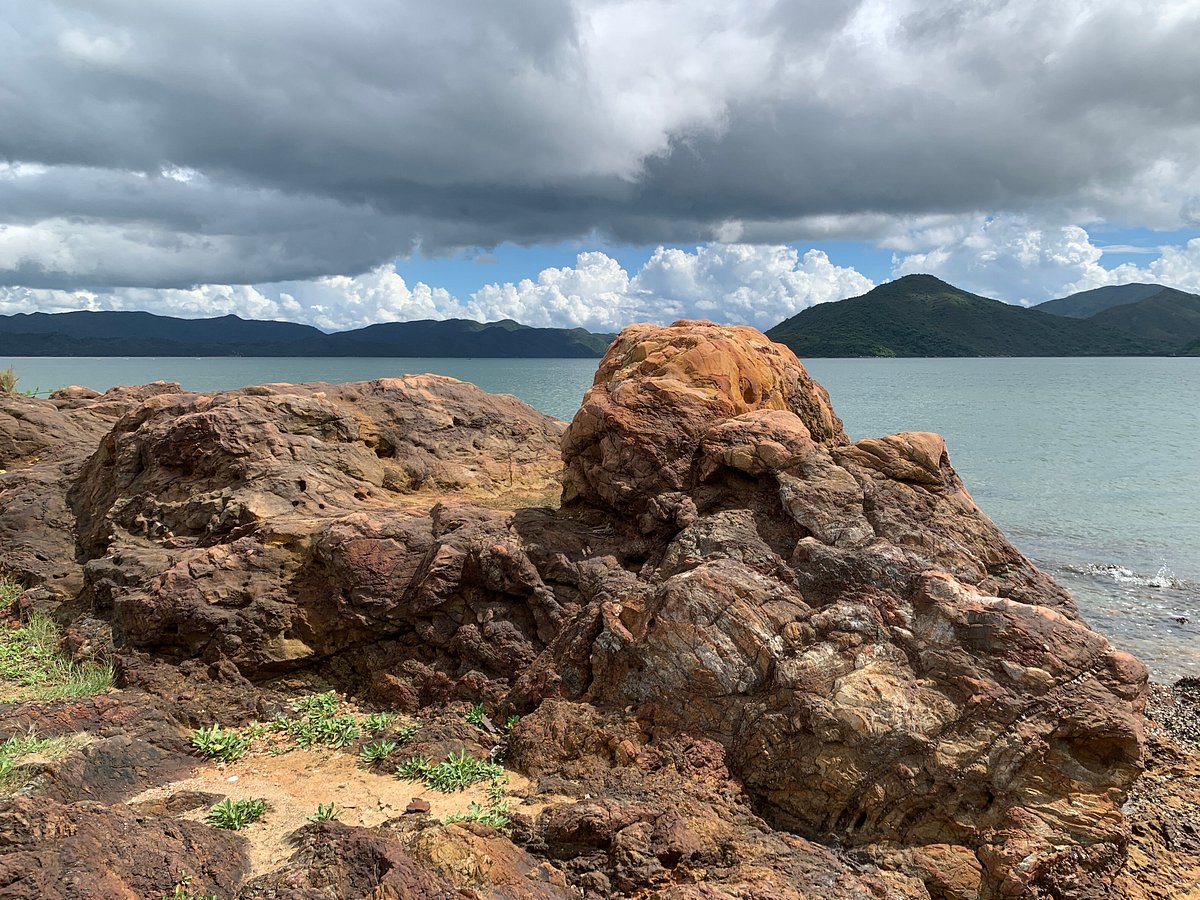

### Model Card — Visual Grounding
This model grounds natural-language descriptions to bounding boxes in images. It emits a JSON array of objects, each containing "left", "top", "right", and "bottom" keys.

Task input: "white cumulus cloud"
[
  {"left": 895, "top": 217, "right": 1200, "bottom": 302},
  {"left": 0, "top": 244, "right": 875, "bottom": 332},
  {"left": 469, "top": 244, "right": 874, "bottom": 331}
]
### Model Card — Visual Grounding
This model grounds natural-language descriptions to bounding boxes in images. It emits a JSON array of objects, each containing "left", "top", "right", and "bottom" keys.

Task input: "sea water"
[{"left": 6, "top": 355, "right": 1198, "bottom": 681}]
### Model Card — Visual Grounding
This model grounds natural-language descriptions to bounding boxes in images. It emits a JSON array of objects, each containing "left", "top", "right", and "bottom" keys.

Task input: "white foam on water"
[{"left": 1073, "top": 562, "right": 1185, "bottom": 590}]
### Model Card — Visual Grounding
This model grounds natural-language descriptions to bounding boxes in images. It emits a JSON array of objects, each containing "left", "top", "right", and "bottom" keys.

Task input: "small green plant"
[
  {"left": 396, "top": 722, "right": 421, "bottom": 743},
  {"left": 163, "top": 873, "right": 218, "bottom": 900},
  {"left": 397, "top": 749, "right": 505, "bottom": 793},
  {"left": 395, "top": 753, "right": 432, "bottom": 780},
  {"left": 307, "top": 802, "right": 342, "bottom": 822},
  {"left": 190, "top": 724, "right": 249, "bottom": 762},
  {"left": 0, "top": 368, "right": 16, "bottom": 395},
  {"left": 465, "top": 703, "right": 486, "bottom": 726},
  {"left": 504, "top": 714, "right": 521, "bottom": 731},
  {"left": 446, "top": 776, "right": 512, "bottom": 830},
  {"left": 0, "top": 609, "right": 114, "bottom": 701},
  {"left": 446, "top": 799, "right": 511, "bottom": 829},
  {"left": 206, "top": 797, "right": 266, "bottom": 830},
  {"left": 362, "top": 712, "right": 395, "bottom": 734},
  {"left": 293, "top": 691, "right": 339, "bottom": 718},
  {"left": 359, "top": 739, "right": 398, "bottom": 765}
]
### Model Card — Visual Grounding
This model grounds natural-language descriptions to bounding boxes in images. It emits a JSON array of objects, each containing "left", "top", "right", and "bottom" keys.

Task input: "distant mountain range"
[
  {"left": 5, "top": 275, "right": 1199, "bottom": 360},
  {"left": 766, "top": 275, "right": 1200, "bottom": 357},
  {"left": 0, "top": 311, "right": 615, "bottom": 358}
]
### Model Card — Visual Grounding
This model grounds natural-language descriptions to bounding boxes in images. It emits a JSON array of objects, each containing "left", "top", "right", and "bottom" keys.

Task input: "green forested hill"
[
  {"left": 1066, "top": 288, "right": 1200, "bottom": 349},
  {"left": 0, "top": 311, "right": 616, "bottom": 358},
  {"left": 765, "top": 275, "right": 1168, "bottom": 358},
  {"left": 1033, "top": 283, "right": 1167, "bottom": 318}
]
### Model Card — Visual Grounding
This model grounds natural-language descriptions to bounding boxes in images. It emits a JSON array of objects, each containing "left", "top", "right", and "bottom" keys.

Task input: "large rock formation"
[
  {"left": 0, "top": 322, "right": 1153, "bottom": 898},
  {"left": 544, "top": 321, "right": 1147, "bottom": 896}
]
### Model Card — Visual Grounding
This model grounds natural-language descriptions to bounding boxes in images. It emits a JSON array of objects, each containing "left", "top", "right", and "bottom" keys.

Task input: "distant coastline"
[
  {"left": 0, "top": 312, "right": 615, "bottom": 359},
  {"left": 5, "top": 274, "right": 1200, "bottom": 358}
]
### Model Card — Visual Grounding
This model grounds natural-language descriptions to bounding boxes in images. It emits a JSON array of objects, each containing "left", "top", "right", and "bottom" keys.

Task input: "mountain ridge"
[
  {"left": 765, "top": 274, "right": 1174, "bottom": 357},
  {"left": 0, "top": 311, "right": 616, "bottom": 358}
]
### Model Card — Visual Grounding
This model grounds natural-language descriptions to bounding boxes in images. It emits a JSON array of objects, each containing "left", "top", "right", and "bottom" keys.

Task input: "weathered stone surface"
[
  {"left": 72, "top": 375, "right": 564, "bottom": 559},
  {"left": 546, "top": 320, "right": 1147, "bottom": 896},
  {"left": 237, "top": 821, "right": 460, "bottom": 899},
  {"left": 561, "top": 320, "right": 846, "bottom": 528},
  {"left": 0, "top": 384, "right": 181, "bottom": 592},
  {"left": 0, "top": 796, "right": 248, "bottom": 899},
  {"left": 60, "top": 377, "right": 566, "bottom": 681}
]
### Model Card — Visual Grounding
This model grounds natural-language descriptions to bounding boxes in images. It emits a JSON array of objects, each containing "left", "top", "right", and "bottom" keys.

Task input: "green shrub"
[
  {"left": 465, "top": 703, "right": 486, "bottom": 726},
  {"left": 446, "top": 799, "right": 511, "bottom": 829},
  {"left": 396, "top": 722, "right": 421, "bottom": 743},
  {"left": 206, "top": 797, "right": 266, "bottom": 830},
  {"left": 269, "top": 692, "right": 361, "bottom": 749},
  {"left": 0, "top": 368, "right": 16, "bottom": 395}
]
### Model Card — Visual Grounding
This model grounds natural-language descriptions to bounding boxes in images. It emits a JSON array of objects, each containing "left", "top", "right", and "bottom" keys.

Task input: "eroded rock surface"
[{"left": 0, "top": 322, "right": 1158, "bottom": 898}]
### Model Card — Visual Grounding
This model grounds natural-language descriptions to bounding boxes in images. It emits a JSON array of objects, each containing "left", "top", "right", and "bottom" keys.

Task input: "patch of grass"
[
  {"left": 206, "top": 797, "right": 267, "bottom": 830},
  {"left": 465, "top": 703, "right": 486, "bottom": 726},
  {"left": 0, "top": 729, "right": 88, "bottom": 796},
  {"left": 0, "top": 367, "right": 16, "bottom": 395},
  {"left": 362, "top": 712, "right": 394, "bottom": 734},
  {"left": 0, "top": 610, "right": 114, "bottom": 702},
  {"left": 0, "top": 580, "right": 20, "bottom": 612},
  {"left": 190, "top": 723, "right": 249, "bottom": 762},
  {"left": 395, "top": 753, "right": 431, "bottom": 780},
  {"left": 307, "top": 802, "right": 342, "bottom": 822},
  {"left": 396, "top": 749, "right": 505, "bottom": 793},
  {"left": 358, "top": 739, "right": 398, "bottom": 765}
]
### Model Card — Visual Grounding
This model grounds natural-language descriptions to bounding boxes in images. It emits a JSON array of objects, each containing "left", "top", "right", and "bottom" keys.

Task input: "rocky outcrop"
[
  {"left": 546, "top": 322, "right": 1146, "bottom": 895},
  {"left": 60, "top": 377, "right": 566, "bottom": 679},
  {"left": 0, "top": 796, "right": 249, "bottom": 899},
  {"left": 0, "top": 383, "right": 182, "bottom": 592},
  {"left": 0, "top": 321, "right": 1153, "bottom": 898}
]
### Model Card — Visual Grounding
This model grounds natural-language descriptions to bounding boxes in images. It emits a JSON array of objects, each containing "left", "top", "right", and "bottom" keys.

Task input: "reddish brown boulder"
[
  {"left": 561, "top": 320, "right": 846, "bottom": 529},
  {"left": 0, "top": 796, "right": 248, "bottom": 899},
  {"left": 72, "top": 375, "right": 564, "bottom": 559},
  {"left": 546, "top": 320, "right": 1147, "bottom": 896}
]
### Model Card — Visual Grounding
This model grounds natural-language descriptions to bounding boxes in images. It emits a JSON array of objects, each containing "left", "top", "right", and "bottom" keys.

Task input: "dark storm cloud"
[{"left": 1, "top": 0, "right": 1198, "bottom": 289}]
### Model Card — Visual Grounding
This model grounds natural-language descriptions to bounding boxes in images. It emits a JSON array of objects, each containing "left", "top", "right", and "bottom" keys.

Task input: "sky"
[{"left": 2, "top": 0, "right": 1199, "bottom": 333}]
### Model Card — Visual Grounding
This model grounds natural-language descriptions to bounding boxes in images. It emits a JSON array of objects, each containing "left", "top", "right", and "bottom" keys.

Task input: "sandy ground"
[{"left": 129, "top": 746, "right": 532, "bottom": 877}]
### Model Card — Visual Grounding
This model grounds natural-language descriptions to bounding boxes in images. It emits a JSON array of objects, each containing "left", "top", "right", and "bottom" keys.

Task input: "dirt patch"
[{"left": 129, "top": 746, "right": 531, "bottom": 877}]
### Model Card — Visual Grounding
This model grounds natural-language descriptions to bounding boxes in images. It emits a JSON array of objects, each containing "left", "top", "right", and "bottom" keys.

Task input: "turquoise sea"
[{"left": 5, "top": 355, "right": 1198, "bottom": 682}]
